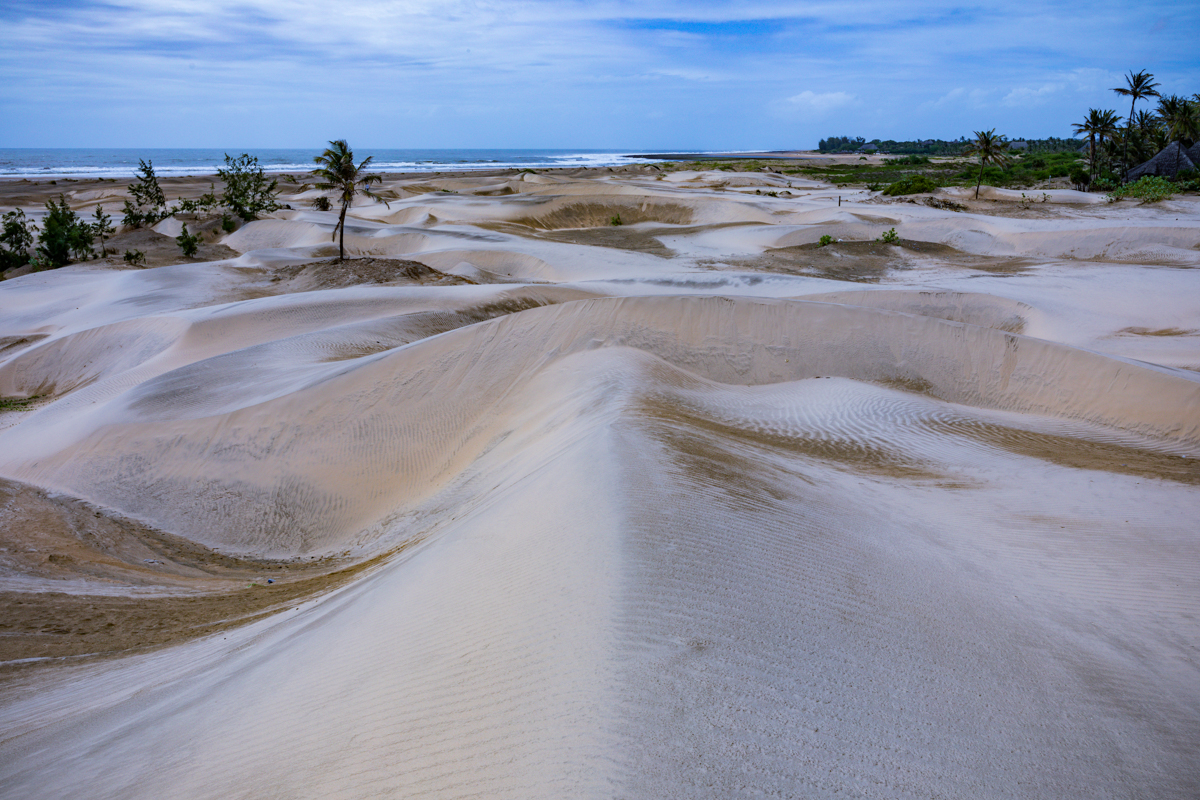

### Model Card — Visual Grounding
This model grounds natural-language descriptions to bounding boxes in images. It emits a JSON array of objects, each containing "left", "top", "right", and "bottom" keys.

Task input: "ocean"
[{"left": 0, "top": 148, "right": 659, "bottom": 179}]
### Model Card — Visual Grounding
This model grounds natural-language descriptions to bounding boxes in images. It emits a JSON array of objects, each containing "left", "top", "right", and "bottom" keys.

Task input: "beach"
[{"left": 1, "top": 161, "right": 1198, "bottom": 798}]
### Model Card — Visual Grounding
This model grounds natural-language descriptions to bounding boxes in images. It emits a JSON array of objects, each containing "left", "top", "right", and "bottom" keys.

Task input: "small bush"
[
  {"left": 882, "top": 175, "right": 939, "bottom": 196},
  {"left": 1108, "top": 176, "right": 1174, "bottom": 204},
  {"left": 884, "top": 155, "right": 930, "bottom": 166},
  {"left": 610, "top": 213, "right": 623, "bottom": 226},
  {"left": 123, "top": 159, "right": 169, "bottom": 228},
  {"left": 91, "top": 206, "right": 114, "bottom": 256},
  {"left": 1068, "top": 165, "right": 1090, "bottom": 191},
  {"left": 879, "top": 227, "right": 900, "bottom": 244},
  {"left": 220, "top": 214, "right": 237, "bottom": 233},
  {"left": 218, "top": 153, "right": 280, "bottom": 221},
  {"left": 818, "top": 234, "right": 834, "bottom": 247},
  {"left": 175, "top": 225, "right": 201, "bottom": 257},
  {"left": 1, "top": 209, "right": 36, "bottom": 270},
  {"left": 309, "top": 196, "right": 332, "bottom": 212},
  {"left": 123, "top": 249, "right": 145, "bottom": 266},
  {"left": 38, "top": 195, "right": 93, "bottom": 268}
]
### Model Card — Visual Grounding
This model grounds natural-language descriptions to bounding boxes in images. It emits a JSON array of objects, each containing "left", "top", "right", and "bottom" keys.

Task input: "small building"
[{"left": 1126, "top": 141, "right": 1198, "bottom": 180}]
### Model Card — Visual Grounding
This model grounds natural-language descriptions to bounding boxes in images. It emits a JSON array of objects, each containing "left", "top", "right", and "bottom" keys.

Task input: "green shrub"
[
  {"left": 91, "top": 207, "right": 114, "bottom": 256},
  {"left": 218, "top": 153, "right": 280, "bottom": 221},
  {"left": 123, "top": 249, "right": 145, "bottom": 266},
  {"left": 175, "top": 225, "right": 201, "bottom": 257},
  {"left": 884, "top": 155, "right": 930, "bottom": 166},
  {"left": 309, "top": 196, "right": 332, "bottom": 212},
  {"left": 123, "top": 159, "right": 169, "bottom": 228},
  {"left": 878, "top": 227, "right": 900, "bottom": 244},
  {"left": 0, "top": 209, "right": 36, "bottom": 270},
  {"left": 1107, "top": 175, "right": 1174, "bottom": 203},
  {"left": 882, "top": 175, "right": 939, "bottom": 196},
  {"left": 37, "top": 195, "right": 93, "bottom": 268},
  {"left": 818, "top": 234, "right": 834, "bottom": 247},
  {"left": 610, "top": 213, "right": 623, "bottom": 226},
  {"left": 220, "top": 214, "right": 237, "bottom": 233}
]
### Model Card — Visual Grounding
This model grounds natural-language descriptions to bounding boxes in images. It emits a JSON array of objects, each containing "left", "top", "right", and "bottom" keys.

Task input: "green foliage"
[
  {"left": 311, "top": 139, "right": 388, "bottom": 261},
  {"left": 1068, "top": 165, "right": 1090, "bottom": 190},
  {"left": 218, "top": 153, "right": 280, "bottom": 221},
  {"left": 884, "top": 155, "right": 931, "bottom": 165},
  {"left": 220, "top": 214, "right": 236, "bottom": 233},
  {"left": 310, "top": 196, "right": 332, "bottom": 212},
  {"left": 609, "top": 213, "right": 623, "bottom": 226},
  {"left": 818, "top": 234, "right": 834, "bottom": 247},
  {"left": 1107, "top": 175, "right": 1175, "bottom": 203},
  {"left": 123, "top": 249, "right": 145, "bottom": 266},
  {"left": 879, "top": 227, "right": 900, "bottom": 244},
  {"left": 37, "top": 195, "right": 93, "bottom": 268},
  {"left": 1, "top": 209, "right": 36, "bottom": 270},
  {"left": 91, "top": 206, "right": 115, "bottom": 256},
  {"left": 882, "top": 174, "right": 939, "bottom": 195},
  {"left": 124, "top": 159, "right": 168, "bottom": 228},
  {"left": 175, "top": 184, "right": 221, "bottom": 216},
  {"left": 175, "top": 224, "right": 201, "bottom": 257}
]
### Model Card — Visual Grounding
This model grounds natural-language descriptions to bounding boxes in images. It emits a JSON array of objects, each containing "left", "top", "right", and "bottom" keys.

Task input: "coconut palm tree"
[
  {"left": 1112, "top": 70, "right": 1160, "bottom": 172},
  {"left": 963, "top": 129, "right": 1012, "bottom": 199},
  {"left": 311, "top": 139, "right": 389, "bottom": 261},
  {"left": 1156, "top": 95, "right": 1199, "bottom": 146}
]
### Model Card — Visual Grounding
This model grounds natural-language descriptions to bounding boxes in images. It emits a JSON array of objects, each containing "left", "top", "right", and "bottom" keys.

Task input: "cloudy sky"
[{"left": 2, "top": 0, "right": 1197, "bottom": 150}]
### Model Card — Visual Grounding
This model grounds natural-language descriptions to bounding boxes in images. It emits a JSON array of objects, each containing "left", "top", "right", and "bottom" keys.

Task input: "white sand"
[{"left": 0, "top": 169, "right": 1198, "bottom": 798}]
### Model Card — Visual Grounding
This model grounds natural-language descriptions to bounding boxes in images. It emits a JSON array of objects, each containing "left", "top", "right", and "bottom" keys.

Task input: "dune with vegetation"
[{"left": 0, "top": 142, "right": 1198, "bottom": 799}]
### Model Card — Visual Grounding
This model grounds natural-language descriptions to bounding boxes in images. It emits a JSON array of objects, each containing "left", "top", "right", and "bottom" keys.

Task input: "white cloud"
[{"left": 782, "top": 91, "right": 855, "bottom": 115}]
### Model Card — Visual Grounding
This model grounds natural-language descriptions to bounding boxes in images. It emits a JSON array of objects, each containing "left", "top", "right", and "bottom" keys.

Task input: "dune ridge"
[{"left": 0, "top": 166, "right": 1197, "bottom": 799}]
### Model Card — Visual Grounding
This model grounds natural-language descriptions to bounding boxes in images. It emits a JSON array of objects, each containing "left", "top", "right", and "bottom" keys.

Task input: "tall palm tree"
[
  {"left": 1156, "top": 95, "right": 1199, "bottom": 146},
  {"left": 1112, "top": 70, "right": 1160, "bottom": 172},
  {"left": 311, "top": 139, "right": 389, "bottom": 261},
  {"left": 963, "top": 129, "right": 1012, "bottom": 199}
]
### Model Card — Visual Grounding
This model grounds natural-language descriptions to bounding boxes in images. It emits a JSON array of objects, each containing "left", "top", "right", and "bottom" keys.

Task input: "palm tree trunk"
[
  {"left": 1124, "top": 98, "right": 1135, "bottom": 176},
  {"left": 1089, "top": 135, "right": 1096, "bottom": 181},
  {"left": 337, "top": 202, "right": 348, "bottom": 261},
  {"left": 975, "top": 161, "right": 985, "bottom": 199}
]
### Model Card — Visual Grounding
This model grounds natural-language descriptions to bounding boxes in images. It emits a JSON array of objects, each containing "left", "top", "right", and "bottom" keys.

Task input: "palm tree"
[
  {"left": 311, "top": 140, "right": 389, "bottom": 261},
  {"left": 1112, "top": 70, "right": 1160, "bottom": 172},
  {"left": 1156, "top": 95, "right": 1199, "bottom": 146},
  {"left": 963, "top": 129, "right": 1012, "bottom": 199}
]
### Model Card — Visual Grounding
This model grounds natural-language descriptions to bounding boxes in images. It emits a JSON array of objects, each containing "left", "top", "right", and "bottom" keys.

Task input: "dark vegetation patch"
[
  {"left": 510, "top": 201, "right": 694, "bottom": 230},
  {"left": 929, "top": 420, "right": 1200, "bottom": 485},
  {"left": 269, "top": 257, "right": 475, "bottom": 289}
]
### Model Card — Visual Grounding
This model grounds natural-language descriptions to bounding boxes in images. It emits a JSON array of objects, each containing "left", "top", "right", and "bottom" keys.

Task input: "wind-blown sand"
[{"left": 1, "top": 166, "right": 1198, "bottom": 799}]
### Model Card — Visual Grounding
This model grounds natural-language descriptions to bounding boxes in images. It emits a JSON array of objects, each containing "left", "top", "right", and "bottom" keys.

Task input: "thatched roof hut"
[{"left": 1127, "top": 142, "right": 1196, "bottom": 180}]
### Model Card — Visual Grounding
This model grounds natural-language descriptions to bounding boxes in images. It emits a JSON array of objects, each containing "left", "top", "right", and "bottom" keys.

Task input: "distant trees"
[
  {"left": 963, "top": 129, "right": 1012, "bottom": 199},
  {"left": 1073, "top": 109, "right": 1122, "bottom": 182},
  {"left": 311, "top": 140, "right": 389, "bottom": 261}
]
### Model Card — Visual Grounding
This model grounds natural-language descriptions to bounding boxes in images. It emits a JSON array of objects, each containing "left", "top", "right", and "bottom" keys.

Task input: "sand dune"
[{"left": 0, "top": 168, "right": 1198, "bottom": 799}]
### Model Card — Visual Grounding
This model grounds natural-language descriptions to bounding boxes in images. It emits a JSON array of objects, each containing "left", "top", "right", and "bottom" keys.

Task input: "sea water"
[{"left": 0, "top": 148, "right": 656, "bottom": 179}]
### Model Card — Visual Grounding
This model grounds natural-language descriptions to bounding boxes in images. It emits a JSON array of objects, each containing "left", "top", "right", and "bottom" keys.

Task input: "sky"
[{"left": 1, "top": 0, "right": 1198, "bottom": 150}]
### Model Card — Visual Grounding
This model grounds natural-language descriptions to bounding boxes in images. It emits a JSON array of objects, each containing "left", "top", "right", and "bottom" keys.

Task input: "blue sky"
[{"left": 1, "top": 0, "right": 1197, "bottom": 149}]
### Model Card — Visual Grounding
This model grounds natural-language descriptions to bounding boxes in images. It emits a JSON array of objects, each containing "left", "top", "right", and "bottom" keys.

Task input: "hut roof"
[
  {"left": 1126, "top": 142, "right": 1196, "bottom": 180},
  {"left": 1188, "top": 142, "right": 1200, "bottom": 167}
]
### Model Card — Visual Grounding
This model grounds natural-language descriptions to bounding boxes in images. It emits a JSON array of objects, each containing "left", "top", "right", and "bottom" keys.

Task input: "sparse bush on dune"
[
  {"left": 38, "top": 195, "right": 94, "bottom": 268},
  {"left": 1, "top": 209, "right": 36, "bottom": 271},
  {"left": 122, "top": 159, "right": 169, "bottom": 228},
  {"left": 175, "top": 225, "right": 201, "bottom": 257},
  {"left": 1107, "top": 175, "right": 1174, "bottom": 203},
  {"left": 882, "top": 175, "right": 939, "bottom": 195},
  {"left": 218, "top": 153, "right": 281, "bottom": 221}
]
